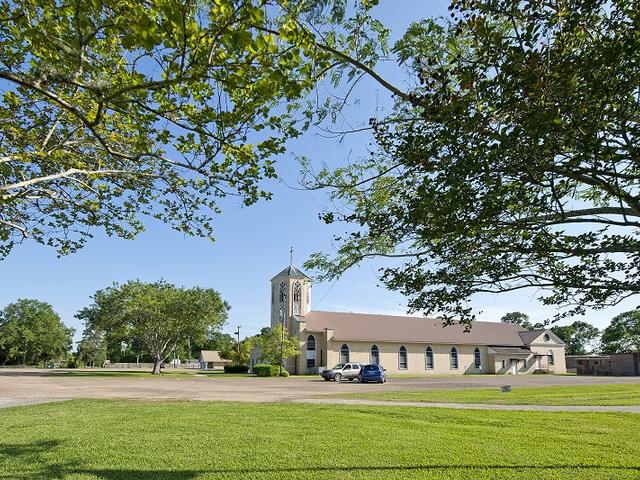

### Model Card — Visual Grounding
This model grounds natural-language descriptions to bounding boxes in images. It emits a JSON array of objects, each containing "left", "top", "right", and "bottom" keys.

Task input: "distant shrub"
[
  {"left": 224, "top": 364, "right": 249, "bottom": 374},
  {"left": 279, "top": 369, "right": 289, "bottom": 377},
  {"left": 253, "top": 364, "right": 279, "bottom": 377},
  {"left": 65, "top": 357, "right": 77, "bottom": 368}
]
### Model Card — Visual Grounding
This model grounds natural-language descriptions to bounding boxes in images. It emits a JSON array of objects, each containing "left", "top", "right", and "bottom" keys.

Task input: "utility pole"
[
  {"left": 280, "top": 321, "right": 284, "bottom": 375},
  {"left": 234, "top": 326, "right": 241, "bottom": 362},
  {"left": 279, "top": 304, "right": 285, "bottom": 376}
]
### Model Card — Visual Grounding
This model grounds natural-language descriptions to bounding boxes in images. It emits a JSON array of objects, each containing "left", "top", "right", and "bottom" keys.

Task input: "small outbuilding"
[
  {"left": 198, "top": 351, "right": 230, "bottom": 370},
  {"left": 571, "top": 353, "right": 640, "bottom": 376},
  {"left": 611, "top": 353, "right": 640, "bottom": 376}
]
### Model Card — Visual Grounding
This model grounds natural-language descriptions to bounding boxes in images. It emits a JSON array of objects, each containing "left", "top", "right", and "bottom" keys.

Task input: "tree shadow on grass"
[
  {"left": 0, "top": 439, "right": 199, "bottom": 480},
  {"left": 1, "top": 440, "right": 638, "bottom": 479}
]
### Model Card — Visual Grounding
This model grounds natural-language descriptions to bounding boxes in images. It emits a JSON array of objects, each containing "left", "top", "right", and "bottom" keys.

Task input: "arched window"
[
  {"left": 340, "top": 344, "right": 350, "bottom": 364},
  {"left": 474, "top": 348, "right": 482, "bottom": 369},
  {"left": 425, "top": 346, "right": 434, "bottom": 369},
  {"left": 306, "top": 335, "right": 316, "bottom": 368},
  {"left": 544, "top": 333, "right": 550, "bottom": 342},
  {"left": 370, "top": 345, "right": 380, "bottom": 365},
  {"left": 450, "top": 347, "right": 458, "bottom": 369},
  {"left": 399, "top": 346, "right": 408, "bottom": 370},
  {"left": 279, "top": 281, "right": 286, "bottom": 303},
  {"left": 293, "top": 281, "right": 302, "bottom": 315},
  {"left": 548, "top": 350, "right": 554, "bottom": 366}
]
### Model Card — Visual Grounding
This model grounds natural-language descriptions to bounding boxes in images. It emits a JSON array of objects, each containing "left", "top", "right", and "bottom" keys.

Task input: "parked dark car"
[
  {"left": 320, "top": 363, "right": 363, "bottom": 382},
  {"left": 358, "top": 364, "right": 386, "bottom": 383}
]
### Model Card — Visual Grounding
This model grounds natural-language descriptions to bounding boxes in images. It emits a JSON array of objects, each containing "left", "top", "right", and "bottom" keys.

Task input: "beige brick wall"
[
  {"left": 319, "top": 339, "right": 491, "bottom": 375},
  {"left": 295, "top": 330, "right": 567, "bottom": 375},
  {"left": 529, "top": 345, "right": 567, "bottom": 374}
]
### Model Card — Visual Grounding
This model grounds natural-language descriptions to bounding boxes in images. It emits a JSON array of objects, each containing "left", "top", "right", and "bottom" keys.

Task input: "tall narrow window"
[
  {"left": 450, "top": 347, "right": 458, "bottom": 369},
  {"left": 306, "top": 335, "right": 316, "bottom": 368},
  {"left": 425, "top": 346, "right": 434, "bottom": 369},
  {"left": 399, "top": 346, "right": 408, "bottom": 370},
  {"left": 279, "top": 281, "right": 286, "bottom": 303},
  {"left": 370, "top": 345, "right": 380, "bottom": 365},
  {"left": 474, "top": 348, "right": 481, "bottom": 369},
  {"left": 548, "top": 350, "right": 554, "bottom": 366},
  {"left": 293, "top": 281, "right": 302, "bottom": 315},
  {"left": 340, "top": 344, "right": 350, "bottom": 364}
]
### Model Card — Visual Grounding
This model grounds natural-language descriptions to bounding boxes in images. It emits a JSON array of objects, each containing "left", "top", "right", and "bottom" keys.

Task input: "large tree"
[
  {"left": 600, "top": 310, "right": 640, "bottom": 354},
  {"left": 500, "top": 312, "right": 546, "bottom": 330},
  {"left": 305, "top": 0, "right": 640, "bottom": 325},
  {"left": 0, "top": 0, "right": 388, "bottom": 258},
  {"left": 500, "top": 312, "right": 532, "bottom": 329},
  {"left": 254, "top": 324, "right": 298, "bottom": 369},
  {"left": 228, "top": 338, "right": 253, "bottom": 366},
  {"left": 77, "top": 280, "right": 229, "bottom": 374},
  {"left": 76, "top": 326, "right": 107, "bottom": 367},
  {"left": 0, "top": 298, "right": 74, "bottom": 365},
  {"left": 551, "top": 321, "right": 600, "bottom": 355},
  {"left": 190, "top": 330, "right": 236, "bottom": 361}
]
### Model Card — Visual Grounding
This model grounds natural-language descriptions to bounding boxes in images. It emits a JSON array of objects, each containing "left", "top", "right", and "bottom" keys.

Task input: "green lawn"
[
  {"left": 44, "top": 370, "right": 318, "bottom": 379},
  {"left": 339, "top": 383, "right": 640, "bottom": 406},
  {"left": 0, "top": 400, "right": 639, "bottom": 479},
  {"left": 43, "top": 370, "right": 252, "bottom": 378}
]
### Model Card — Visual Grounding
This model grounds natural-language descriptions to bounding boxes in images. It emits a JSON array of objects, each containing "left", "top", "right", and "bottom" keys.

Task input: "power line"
[{"left": 312, "top": 278, "right": 339, "bottom": 310}]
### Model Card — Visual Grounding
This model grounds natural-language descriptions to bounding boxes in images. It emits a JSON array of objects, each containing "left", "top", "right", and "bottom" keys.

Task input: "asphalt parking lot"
[{"left": 1, "top": 368, "right": 639, "bottom": 406}]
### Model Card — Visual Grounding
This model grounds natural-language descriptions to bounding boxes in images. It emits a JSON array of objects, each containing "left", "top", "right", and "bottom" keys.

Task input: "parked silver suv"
[{"left": 320, "top": 363, "right": 364, "bottom": 382}]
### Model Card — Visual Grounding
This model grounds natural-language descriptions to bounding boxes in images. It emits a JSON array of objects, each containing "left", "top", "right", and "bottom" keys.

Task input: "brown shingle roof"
[
  {"left": 488, "top": 346, "right": 535, "bottom": 357},
  {"left": 199, "top": 350, "right": 229, "bottom": 363},
  {"left": 300, "top": 310, "right": 528, "bottom": 346},
  {"left": 518, "top": 330, "right": 546, "bottom": 344}
]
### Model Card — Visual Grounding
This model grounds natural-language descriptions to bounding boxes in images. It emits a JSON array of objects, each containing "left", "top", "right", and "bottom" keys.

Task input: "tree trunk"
[{"left": 152, "top": 355, "right": 162, "bottom": 374}]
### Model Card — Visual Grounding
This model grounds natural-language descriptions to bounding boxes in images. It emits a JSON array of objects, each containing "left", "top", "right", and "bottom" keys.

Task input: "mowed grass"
[
  {"left": 1, "top": 400, "right": 639, "bottom": 480},
  {"left": 339, "top": 383, "right": 640, "bottom": 406},
  {"left": 40, "top": 370, "right": 252, "bottom": 379},
  {"left": 40, "top": 370, "right": 317, "bottom": 379}
]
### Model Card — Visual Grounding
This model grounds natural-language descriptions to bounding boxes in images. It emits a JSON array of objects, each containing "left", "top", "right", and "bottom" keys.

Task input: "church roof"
[
  {"left": 518, "top": 329, "right": 565, "bottom": 345},
  {"left": 271, "top": 265, "right": 310, "bottom": 281},
  {"left": 299, "top": 310, "right": 546, "bottom": 346},
  {"left": 518, "top": 330, "right": 546, "bottom": 344}
]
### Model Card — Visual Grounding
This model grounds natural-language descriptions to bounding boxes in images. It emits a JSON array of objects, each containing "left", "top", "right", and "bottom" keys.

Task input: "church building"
[{"left": 253, "top": 263, "right": 567, "bottom": 375}]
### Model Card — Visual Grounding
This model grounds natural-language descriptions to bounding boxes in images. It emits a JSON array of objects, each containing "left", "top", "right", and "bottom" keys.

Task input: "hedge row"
[
  {"left": 253, "top": 364, "right": 288, "bottom": 377},
  {"left": 224, "top": 364, "right": 249, "bottom": 374}
]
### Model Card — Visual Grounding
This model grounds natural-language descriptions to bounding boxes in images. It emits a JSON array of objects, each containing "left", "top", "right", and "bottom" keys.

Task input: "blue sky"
[{"left": 1, "top": 0, "right": 635, "bottom": 345}]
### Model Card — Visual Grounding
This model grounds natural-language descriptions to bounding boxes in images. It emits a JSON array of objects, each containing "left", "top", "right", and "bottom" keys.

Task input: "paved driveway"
[{"left": 0, "top": 369, "right": 639, "bottom": 405}]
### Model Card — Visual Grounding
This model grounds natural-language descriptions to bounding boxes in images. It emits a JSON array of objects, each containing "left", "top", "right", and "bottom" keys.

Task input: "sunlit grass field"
[
  {"left": 338, "top": 383, "right": 640, "bottom": 406},
  {"left": 43, "top": 369, "right": 250, "bottom": 378},
  {"left": 0, "top": 400, "right": 638, "bottom": 479}
]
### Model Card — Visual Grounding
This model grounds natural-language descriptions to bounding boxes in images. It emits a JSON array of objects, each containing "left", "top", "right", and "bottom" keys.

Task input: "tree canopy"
[
  {"left": 305, "top": 0, "right": 640, "bottom": 325},
  {"left": 191, "top": 330, "right": 236, "bottom": 361},
  {"left": 228, "top": 338, "right": 253, "bottom": 366},
  {"left": 550, "top": 320, "right": 600, "bottom": 355},
  {"left": 0, "top": 298, "right": 74, "bottom": 365},
  {"left": 254, "top": 324, "right": 298, "bottom": 367},
  {"left": 76, "top": 326, "right": 107, "bottom": 367},
  {"left": 501, "top": 312, "right": 530, "bottom": 329},
  {"left": 0, "top": 0, "right": 387, "bottom": 258},
  {"left": 77, "top": 280, "right": 229, "bottom": 373},
  {"left": 600, "top": 310, "right": 640, "bottom": 354}
]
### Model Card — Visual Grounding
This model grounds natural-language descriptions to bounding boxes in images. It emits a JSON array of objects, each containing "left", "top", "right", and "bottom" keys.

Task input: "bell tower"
[{"left": 270, "top": 256, "right": 311, "bottom": 335}]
